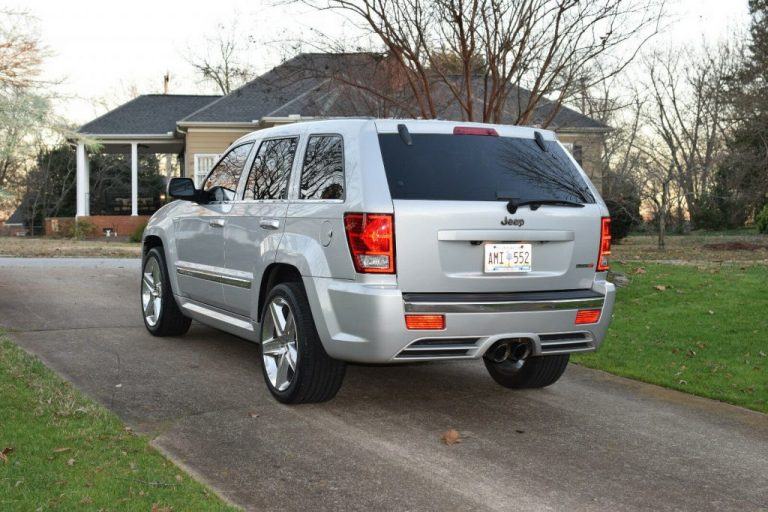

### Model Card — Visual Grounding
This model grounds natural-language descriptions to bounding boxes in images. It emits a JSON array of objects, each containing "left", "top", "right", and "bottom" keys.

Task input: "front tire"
[
  {"left": 259, "top": 282, "right": 346, "bottom": 404},
  {"left": 141, "top": 247, "right": 191, "bottom": 337},
  {"left": 484, "top": 353, "right": 570, "bottom": 389}
]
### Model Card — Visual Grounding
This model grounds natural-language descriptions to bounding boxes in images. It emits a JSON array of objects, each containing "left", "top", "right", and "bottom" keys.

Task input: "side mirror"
[{"left": 168, "top": 177, "right": 200, "bottom": 202}]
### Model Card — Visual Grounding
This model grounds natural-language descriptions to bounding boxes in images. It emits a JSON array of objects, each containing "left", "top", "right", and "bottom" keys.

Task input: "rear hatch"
[{"left": 375, "top": 122, "right": 604, "bottom": 293}]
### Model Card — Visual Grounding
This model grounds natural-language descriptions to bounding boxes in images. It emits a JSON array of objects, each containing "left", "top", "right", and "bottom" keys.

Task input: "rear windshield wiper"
[{"left": 497, "top": 196, "right": 585, "bottom": 214}]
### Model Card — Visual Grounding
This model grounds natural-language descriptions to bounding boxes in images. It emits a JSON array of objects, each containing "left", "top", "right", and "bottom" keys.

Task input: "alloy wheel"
[
  {"left": 261, "top": 297, "right": 298, "bottom": 392},
  {"left": 141, "top": 257, "right": 163, "bottom": 327}
]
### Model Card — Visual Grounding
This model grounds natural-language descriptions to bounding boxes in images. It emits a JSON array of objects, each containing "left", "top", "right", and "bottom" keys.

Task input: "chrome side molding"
[{"left": 176, "top": 263, "right": 252, "bottom": 289}]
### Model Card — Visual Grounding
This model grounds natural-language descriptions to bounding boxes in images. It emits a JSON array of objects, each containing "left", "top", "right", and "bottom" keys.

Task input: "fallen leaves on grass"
[
  {"left": 151, "top": 504, "right": 172, "bottom": 512},
  {"left": 66, "top": 458, "right": 75, "bottom": 466},
  {"left": 52, "top": 447, "right": 71, "bottom": 453},
  {"left": 654, "top": 285, "right": 667, "bottom": 291},
  {"left": 0, "top": 446, "right": 13, "bottom": 463},
  {"left": 633, "top": 267, "right": 647, "bottom": 274},
  {"left": 440, "top": 429, "right": 461, "bottom": 445}
]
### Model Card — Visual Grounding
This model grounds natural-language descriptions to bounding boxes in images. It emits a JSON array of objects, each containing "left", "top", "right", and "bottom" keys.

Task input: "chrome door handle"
[
  {"left": 209, "top": 219, "right": 225, "bottom": 228},
  {"left": 260, "top": 218, "right": 280, "bottom": 230}
]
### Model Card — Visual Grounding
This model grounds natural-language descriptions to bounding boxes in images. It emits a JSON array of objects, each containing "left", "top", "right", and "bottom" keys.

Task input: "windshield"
[{"left": 378, "top": 133, "right": 595, "bottom": 203}]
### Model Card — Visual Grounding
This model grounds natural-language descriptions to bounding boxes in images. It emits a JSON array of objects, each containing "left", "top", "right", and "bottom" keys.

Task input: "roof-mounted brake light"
[{"left": 453, "top": 126, "right": 498, "bottom": 136}]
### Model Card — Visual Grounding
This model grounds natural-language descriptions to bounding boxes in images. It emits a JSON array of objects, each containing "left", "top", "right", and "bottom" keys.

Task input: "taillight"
[
  {"left": 344, "top": 213, "right": 395, "bottom": 273},
  {"left": 597, "top": 217, "right": 611, "bottom": 272},
  {"left": 453, "top": 126, "right": 498, "bottom": 136},
  {"left": 575, "top": 309, "right": 602, "bottom": 325}
]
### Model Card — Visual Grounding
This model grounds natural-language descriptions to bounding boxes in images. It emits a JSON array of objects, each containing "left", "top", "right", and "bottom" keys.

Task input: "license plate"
[{"left": 484, "top": 243, "right": 532, "bottom": 273}]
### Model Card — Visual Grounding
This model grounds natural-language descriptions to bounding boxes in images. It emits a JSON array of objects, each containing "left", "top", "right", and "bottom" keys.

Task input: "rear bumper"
[{"left": 303, "top": 277, "right": 615, "bottom": 364}]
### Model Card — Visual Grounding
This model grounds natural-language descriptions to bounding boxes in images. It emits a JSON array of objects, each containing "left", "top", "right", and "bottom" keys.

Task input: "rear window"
[{"left": 377, "top": 133, "right": 595, "bottom": 203}]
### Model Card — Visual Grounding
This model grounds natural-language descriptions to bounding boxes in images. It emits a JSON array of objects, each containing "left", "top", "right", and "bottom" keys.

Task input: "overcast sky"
[{"left": 3, "top": 0, "right": 752, "bottom": 125}]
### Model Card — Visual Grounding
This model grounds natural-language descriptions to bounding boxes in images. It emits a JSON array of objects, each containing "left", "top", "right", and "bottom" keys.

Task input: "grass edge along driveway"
[
  {"left": 0, "top": 333, "right": 238, "bottom": 512},
  {"left": 574, "top": 262, "right": 767, "bottom": 414}
]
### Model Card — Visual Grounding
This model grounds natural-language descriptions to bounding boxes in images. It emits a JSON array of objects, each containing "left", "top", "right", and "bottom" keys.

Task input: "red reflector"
[
  {"left": 405, "top": 315, "right": 445, "bottom": 330},
  {"left": 575, "top": 309, "right": 602, "bottom": 325},
  {"left": 453, "top": 126, "right": 498, "bottom": 136},
  {"left": 344, "top": 213, "right": 395, "bottom": 274},
  {"left": 596, "top": 217, "right": 611, "bottom": 272}
]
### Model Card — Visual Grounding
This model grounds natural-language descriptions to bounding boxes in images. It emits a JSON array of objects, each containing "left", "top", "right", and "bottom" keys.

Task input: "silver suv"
[{"left": 141, "top": 119, "right": 615, "bottom": 403}]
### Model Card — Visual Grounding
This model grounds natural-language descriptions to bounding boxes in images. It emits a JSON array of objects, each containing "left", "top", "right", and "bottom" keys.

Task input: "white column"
[
  {"left": 131, "top": 142, "right": 138, "bottom": 216},
  {"left": 75, "top": 143, "right": 87, "bottom": 218},
  {"left": 84, "top": 151, "right": 90, "bottom": 216},
  {"left": 165, "top": 154, "right": 173, "bottom": 184}
]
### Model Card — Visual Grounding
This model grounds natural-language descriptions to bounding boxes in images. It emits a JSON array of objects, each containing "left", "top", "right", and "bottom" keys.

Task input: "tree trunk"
[{"left": 657, "top": 181, "right": 669, "bottom": 249}]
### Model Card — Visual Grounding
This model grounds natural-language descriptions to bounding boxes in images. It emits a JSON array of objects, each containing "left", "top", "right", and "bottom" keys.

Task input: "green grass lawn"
[
  {"left": 0, "top": 336, "right": 238, "bottom": 511},
  {"left": 574, "top": 263, "right": 768, "bottom": 413}
]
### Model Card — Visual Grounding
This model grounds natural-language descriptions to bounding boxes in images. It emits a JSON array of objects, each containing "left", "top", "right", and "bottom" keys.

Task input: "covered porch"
[{"left": 74, "top": 134, "right": 183, "bottom": 218}]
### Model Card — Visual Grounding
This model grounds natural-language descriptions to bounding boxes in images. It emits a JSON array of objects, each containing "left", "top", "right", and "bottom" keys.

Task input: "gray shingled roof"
[
  {"left": 183, "top": 53, "right": 608, "bottom": 130},
  {"left": 78, "top": 94, "right": 220, "bottom": 135}
]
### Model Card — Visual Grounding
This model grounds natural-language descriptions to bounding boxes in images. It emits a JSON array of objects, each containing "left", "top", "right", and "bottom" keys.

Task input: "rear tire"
[
  {"left": 141, "top": 247, "right": 191, "bottom": 337},
  {"left": 259, "top": 281, "right": 346, "bottom": 404},
  {"left": 484, "top": 354, "right": 569, "bottom": 389}
]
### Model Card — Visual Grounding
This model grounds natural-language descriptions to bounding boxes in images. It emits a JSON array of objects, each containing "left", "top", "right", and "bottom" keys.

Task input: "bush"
[
  {"left": 604, "top": 196, "right": 640, "bottom": 242},
  {"left": 67, "top": 220, "right": 95, "bottom": 240},
  {"left": 129, "top": 221, "right": 148, "bottom": 243},
  {"left": 756, "top": 204, "right": 768, "bottom": 234}
]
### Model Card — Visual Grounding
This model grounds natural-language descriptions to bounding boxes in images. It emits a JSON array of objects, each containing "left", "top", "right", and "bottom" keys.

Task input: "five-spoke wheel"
[
  {"left": 140, "top": 247, "right": 191, "bottom": 336},
  {"left": 261, "top": 297, "right": 299, "bottom": 392},
  {"left": 141, "top": 256, "right": 163, "bottom": 327}
]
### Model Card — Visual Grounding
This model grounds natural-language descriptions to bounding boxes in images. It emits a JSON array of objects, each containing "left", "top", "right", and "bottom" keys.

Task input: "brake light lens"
[
  {"left": 405, "top": 314, "right": 445, "bottom": 330},
  {"left": 575, "top": 308, "right": 602, "bottom": 325},
  {"left": 597, "top": 217, "right": 611, "bottom": 272},
  {"left": 344, "top": 213, "right": 395, "bottom": 273},
  {"left": 453, "top": 126, "right": 498, "bottom": 136}
]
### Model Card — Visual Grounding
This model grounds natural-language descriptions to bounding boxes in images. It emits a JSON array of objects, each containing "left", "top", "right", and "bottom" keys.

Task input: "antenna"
[{"left": 163, "top": 72, "right": 170, "bottom": 94}]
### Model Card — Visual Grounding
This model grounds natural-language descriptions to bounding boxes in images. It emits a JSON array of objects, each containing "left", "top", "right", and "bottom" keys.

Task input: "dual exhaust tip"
[{"left": 486, "top": 338, "right": 533, "bottom": 364}]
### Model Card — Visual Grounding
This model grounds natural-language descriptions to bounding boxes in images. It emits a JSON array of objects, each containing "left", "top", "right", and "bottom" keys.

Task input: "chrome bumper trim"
[
  {"left": 403, "top": 297, "right": 604, "bottom": 314},
  {"left": 176, "top": 266, "right": 251, "bottom": 289}
]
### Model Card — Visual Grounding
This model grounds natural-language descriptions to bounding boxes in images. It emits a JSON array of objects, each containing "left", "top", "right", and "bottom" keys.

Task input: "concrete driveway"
[{"left": 1, "top": 257, "right": 766, "bottom": 512}]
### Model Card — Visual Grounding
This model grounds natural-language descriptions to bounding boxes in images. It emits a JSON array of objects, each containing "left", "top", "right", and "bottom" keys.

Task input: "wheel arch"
[{"left": 257, "top": 263, "right": 304, "bottom": 322}]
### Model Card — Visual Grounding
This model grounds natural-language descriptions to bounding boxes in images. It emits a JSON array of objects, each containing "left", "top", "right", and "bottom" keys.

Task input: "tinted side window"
[
  {"left": 300, "top": 135, "right": 344, "bottom": 200},
  {"left": 202, "top": 143, "right": 254, "bottom": 202},
  {"left": 243, "top": 138, "right": 298, "bottom": 200}
]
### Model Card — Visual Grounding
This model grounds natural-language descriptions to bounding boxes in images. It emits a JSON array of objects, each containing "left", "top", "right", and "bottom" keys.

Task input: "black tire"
[
  {"left": 484, "top": 354, "right": 570, "bottom": 389},
  {"left": 141, "top": 247, "right": 191, "bottom": 337},
  {"left": 259, "top": 281, "right": 346, "bottom": 404}
]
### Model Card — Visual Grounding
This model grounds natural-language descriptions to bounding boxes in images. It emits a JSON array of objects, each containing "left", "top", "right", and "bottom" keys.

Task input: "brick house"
[{"left": 70, "top": 52, "right": 609, "bottom": 233}]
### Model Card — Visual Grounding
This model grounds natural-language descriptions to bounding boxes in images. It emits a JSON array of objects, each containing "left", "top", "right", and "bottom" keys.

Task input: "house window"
[
  {"left": 194, "top": 154, "right": 219, "bottom": 187},
  {"left": 561, "top": 142, "right": 583, "bottom": 166}
]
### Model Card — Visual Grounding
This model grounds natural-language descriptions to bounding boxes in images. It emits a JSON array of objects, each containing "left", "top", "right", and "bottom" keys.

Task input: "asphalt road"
[{"left": 1, "top": 257, "right": 766, "bottom": 512}]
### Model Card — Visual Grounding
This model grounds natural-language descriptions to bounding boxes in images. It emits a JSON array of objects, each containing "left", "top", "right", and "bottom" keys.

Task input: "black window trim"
[
  {"left": 295, "top": 132, "right": 346, "bottom": 203},
  {"left": 238, "top": 135, "right": 301, "bottom": 204},
  {"left": 201, "top": 141, "right": 256, "bottom": 204}
]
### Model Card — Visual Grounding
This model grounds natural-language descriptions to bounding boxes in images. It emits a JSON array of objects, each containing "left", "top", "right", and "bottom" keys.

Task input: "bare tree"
[
  {"left": 186, "top": 18, "right": 255, "bottom": 94},
  {"left": 297, "top": 0, "right": 665, "bottom": 125},
  {"left": 0, "top": 10, "right": 43, "bottom": 90},
  {"left": 643, "top": 44, "right": 733, "bottom": 228}
]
